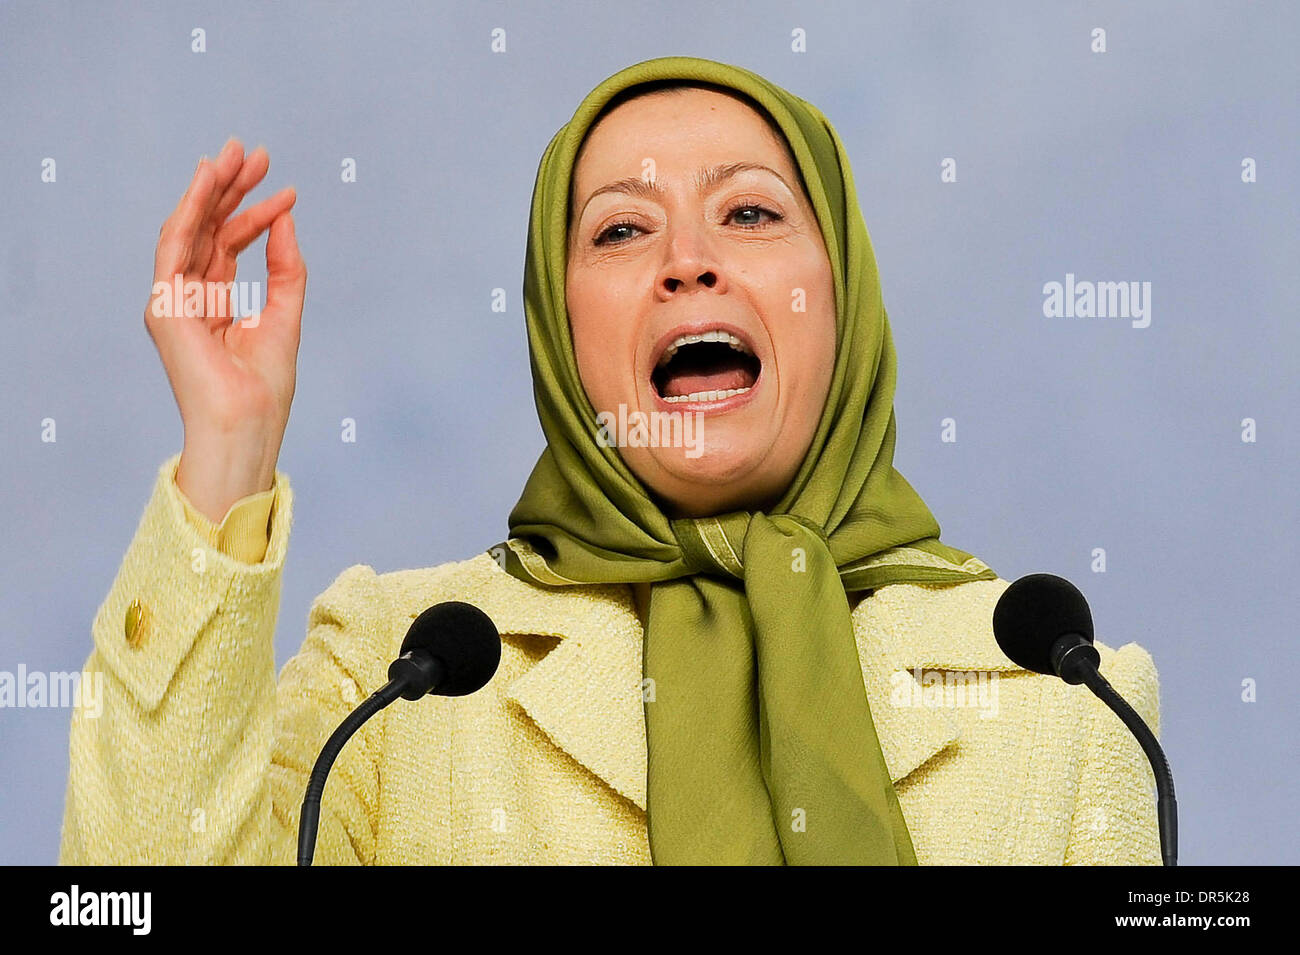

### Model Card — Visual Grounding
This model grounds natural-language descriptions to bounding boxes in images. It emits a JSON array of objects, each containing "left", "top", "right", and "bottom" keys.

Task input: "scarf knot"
[
  {"left": 672, "top": 512, "right": 836, "bottom": 582},
  {"left": 670, "top": 514, "right": 749, "bottom": 580}
]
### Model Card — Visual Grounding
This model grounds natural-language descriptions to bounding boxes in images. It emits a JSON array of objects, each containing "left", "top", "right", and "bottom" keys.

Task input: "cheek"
[
  {"left": 776, "top": 329, "right": 829, "bottom": 402},
  {"left": 768, "top": 257, "right": 836, "bottom": 384},
  {"left": 568, "top": 278, "right": 640, "bottom": 410},
  {"left": 796, "top": 258, "right": 837, "bottom": 386},
  {"left": 773, "top": 319, "right": 836, "bottom": 445},
  {"left": 756, "top": 243, "right": 834, "bottom": 325}
]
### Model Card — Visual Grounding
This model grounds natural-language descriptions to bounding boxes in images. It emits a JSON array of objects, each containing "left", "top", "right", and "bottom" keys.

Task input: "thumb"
[{"left": 265, "top": 208, "right": 307, "bottom": 319}]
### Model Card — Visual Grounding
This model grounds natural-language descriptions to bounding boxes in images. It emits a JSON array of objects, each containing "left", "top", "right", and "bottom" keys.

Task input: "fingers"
[
  {"left": 201, "top": 139, "right": 246, "bottom": 220},
  {"left": 152, "top": 140, "right": 302, "bottom": 344},
  {"left": 190, "top": 139, "right": 249, "bottom": 273},
  {"left": 155, "top": 138, "right": 242, "bottom": 282},
  {"left": 208, "top": 186, "right": 297, "bottom": 280},
  {"left": 212, "top": 145, "right": 270, "bottom": 225},
  {"left": 154, "top": 159, "right": 216, "bottom": 282}
]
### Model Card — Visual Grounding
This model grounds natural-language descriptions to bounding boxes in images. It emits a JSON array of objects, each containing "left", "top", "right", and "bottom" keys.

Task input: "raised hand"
[{"left": 144, "top": 138, "right": 306, "bottom": 523}]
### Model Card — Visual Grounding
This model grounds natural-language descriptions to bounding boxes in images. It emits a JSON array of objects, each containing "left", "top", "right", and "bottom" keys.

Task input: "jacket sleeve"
[
  {"left": 1063, "top": 642, "right": 1164, "bottom": 865},
  {"left": 177, "top": 477, "right": 276, "bottom": 565},
  {"left": 58, "top": 454, "right": 385, "bottom": 865}
]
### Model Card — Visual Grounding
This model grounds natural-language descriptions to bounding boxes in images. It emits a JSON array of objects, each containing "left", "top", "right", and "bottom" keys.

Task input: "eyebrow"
[{"left": 574, "top": 161, "right": 795, "bottom": 222}]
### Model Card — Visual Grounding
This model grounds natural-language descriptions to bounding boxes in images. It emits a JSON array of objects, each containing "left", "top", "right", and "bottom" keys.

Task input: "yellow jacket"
[{"left": 59, "top": 454, "right": 1163, "bottom": 865}]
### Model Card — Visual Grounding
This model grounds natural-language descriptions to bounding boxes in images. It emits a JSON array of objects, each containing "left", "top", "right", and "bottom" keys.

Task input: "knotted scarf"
[{"left": 492, "top": 55, "right": 998, "bottom": 865}]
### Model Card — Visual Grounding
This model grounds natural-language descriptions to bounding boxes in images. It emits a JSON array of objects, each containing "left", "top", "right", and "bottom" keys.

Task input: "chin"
[{"left": 635, "top": 443, "right": 778, "bottom": 516}]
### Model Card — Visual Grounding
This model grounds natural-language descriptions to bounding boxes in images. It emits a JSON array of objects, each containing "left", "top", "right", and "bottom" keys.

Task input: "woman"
[{"left": 59, "top": 55, "right": 1161, "bottom": 865}]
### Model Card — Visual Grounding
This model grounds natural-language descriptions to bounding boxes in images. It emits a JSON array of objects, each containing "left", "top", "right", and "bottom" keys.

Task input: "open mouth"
[{"left": 651, "top": 330, "right": 762, "bottom": 403}]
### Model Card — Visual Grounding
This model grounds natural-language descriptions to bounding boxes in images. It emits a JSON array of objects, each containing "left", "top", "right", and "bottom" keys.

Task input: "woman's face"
[{"left": 566, "top": 87, "right": 837, "bottom": 518}]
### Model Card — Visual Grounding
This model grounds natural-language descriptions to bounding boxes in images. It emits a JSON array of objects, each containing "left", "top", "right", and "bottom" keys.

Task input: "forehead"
[{"left": 571, "top": 88, "right": 795, "bottom": 195}]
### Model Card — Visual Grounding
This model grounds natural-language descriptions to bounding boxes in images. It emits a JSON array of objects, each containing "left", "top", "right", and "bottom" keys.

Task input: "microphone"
[
  {"left": 992, "top": 574, "right": 1178, "bottom": 866},
  {"left": 297, "top": 601, "right": 501, "bottom": 865}
]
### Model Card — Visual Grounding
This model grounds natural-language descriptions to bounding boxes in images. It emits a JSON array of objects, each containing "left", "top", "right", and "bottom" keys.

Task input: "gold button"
[{"left": 125, "top": 599, "right": 148, "bottom": 648}]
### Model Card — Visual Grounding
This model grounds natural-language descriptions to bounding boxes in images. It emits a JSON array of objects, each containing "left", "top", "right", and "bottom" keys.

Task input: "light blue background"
[{"left": 1, "top": 0, "right": 1295, "bottom": 864}]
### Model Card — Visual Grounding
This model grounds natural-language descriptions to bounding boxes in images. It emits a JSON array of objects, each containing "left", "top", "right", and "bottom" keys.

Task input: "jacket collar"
[{"left": 423, "top": 554, "right": 1019, "bottom": 814}]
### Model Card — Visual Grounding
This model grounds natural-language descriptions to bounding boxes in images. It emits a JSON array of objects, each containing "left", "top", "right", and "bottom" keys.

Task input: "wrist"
[{"left": 177, "top": 431, "right": 279, "bottom": 524}]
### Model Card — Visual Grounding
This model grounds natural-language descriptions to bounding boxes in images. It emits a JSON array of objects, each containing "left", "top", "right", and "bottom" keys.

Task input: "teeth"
[
  {"left": 663, "top": 387, "right": 752, "bottom": 403},
  {"left": 656, "top": 330, "right": 753, "bottom": 368}
]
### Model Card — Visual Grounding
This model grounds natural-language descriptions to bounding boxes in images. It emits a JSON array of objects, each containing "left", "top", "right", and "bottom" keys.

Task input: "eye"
[
  {"left": 727, "top": 202, "right": 783, "bottom": 229},
  {"left": 593, "top": 219, "right": 642, "bottom": 246},
  {"left": 593, "top": 203, "right": 784, "bottom": 247}
]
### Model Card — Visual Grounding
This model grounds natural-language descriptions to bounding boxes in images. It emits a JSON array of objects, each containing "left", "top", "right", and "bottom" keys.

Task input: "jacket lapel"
[
  {"left": 464, "top": 560, "right": 650, "bottom": 810},
  {"left": 853, "top": 578, "right": 1022, "bottom": 784},
  {"left": 466, "top": 556, "right": 1021, "bottom": 813},
  {"left": 501, "top": 593, "right": 648, "bottom": 811}
]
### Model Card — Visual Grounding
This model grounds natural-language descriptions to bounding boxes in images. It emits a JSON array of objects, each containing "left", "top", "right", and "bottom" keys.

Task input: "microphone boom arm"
[
  {"left": 1072, "top": 652, "right": 1178, "bottom": 867},
  {"left": 296, "top": 600, "right": 500, "bottom": 866},
  {"left": 994, "top": 576, "right": 1179, "bottom": 868},
  {"left": 297, "top": 679, "right": 405, "bottom": 866}
]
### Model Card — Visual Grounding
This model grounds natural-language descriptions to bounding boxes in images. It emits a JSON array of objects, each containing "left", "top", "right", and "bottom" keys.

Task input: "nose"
[
  {"left": 661, "top": 269, "right": 717, "bottom": 295},
  {"left": 655, "top": 224, "right": 727, "bottom": 300}
]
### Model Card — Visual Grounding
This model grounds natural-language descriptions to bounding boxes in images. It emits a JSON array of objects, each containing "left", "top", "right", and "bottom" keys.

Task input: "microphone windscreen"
[
  {"left": 992, "top": 574, "right": 1094, "bottom": 675},
  {"left": 401, "top": 601, "right": 502, "bottom": 696}
]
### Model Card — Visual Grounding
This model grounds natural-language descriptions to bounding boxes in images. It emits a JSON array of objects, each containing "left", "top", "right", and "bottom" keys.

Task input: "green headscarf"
[{"left": 493, "top": 55, "right": 997, "bottom": 865}]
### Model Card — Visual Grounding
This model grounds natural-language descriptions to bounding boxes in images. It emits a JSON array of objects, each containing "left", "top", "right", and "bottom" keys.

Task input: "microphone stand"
[
  {"left": 297, "top": 649, "right": 446, "bottom": 865},
  {"left": 1056, "top": 636, "right": 1178, "bottom": 866}
]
